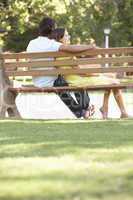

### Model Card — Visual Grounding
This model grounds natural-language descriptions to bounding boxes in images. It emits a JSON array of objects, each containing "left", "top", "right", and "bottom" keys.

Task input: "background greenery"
[{"left": 0, "top": 0, "right": 133, "bottom": 52}]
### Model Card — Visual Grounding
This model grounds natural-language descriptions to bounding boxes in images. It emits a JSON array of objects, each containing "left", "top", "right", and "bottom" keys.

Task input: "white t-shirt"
[{"left": 26, "top": 36, "right": 62, "bottom": 87}]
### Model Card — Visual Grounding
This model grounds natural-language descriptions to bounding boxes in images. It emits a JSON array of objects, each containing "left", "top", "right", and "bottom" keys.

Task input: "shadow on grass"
[
  {"left": 0, "top": 172, "right": 133, "bottom": 200},
  {"left": 0, "top": 120, "right": 133, "bottom": 158}
]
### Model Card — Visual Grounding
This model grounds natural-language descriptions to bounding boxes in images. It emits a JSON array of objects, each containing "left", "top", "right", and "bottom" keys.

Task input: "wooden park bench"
[{"left": 0, "top": 47, "right": 133, "bottom": 118}]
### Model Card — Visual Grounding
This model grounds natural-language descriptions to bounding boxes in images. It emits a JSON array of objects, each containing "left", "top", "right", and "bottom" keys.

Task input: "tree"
[{"left": 0, "top": 0, "right": 132, "bottom": 52}]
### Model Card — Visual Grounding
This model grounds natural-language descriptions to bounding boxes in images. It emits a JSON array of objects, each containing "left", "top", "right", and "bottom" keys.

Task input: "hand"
[{"left": 88, "top": 43, "right": 96, "bottom": 48}]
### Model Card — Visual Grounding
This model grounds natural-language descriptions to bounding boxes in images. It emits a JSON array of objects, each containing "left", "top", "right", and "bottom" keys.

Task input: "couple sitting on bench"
[{"left": 26, "top": 16, "right": 129, "bottom": 119}]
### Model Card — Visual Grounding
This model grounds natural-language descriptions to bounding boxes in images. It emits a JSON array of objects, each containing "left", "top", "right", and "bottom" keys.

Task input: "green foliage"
[{"left": 0, "top": 0, "right": 133, "bottom": 52}]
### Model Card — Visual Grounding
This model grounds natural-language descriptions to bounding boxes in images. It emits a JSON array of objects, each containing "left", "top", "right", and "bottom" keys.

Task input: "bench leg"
[
  {"left": 0, "top": 67, "right": 21, "bottom": 118},
  {"left": 0, "top": 88, "right": 21, "bottom": 119},
  {"left": 7, "top": 106, "right": 21, "bottom": 118},
  {"left": 0, "top": 105, "right": 21, "bottom": 119},
  {"left": 0, "top": 105, "right": 7, "bottom": 118}
]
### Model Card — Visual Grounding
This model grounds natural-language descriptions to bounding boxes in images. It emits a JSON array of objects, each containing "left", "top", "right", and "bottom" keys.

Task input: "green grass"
[{"left": 0, "top": 119, "right": 133, "bottom": 200}]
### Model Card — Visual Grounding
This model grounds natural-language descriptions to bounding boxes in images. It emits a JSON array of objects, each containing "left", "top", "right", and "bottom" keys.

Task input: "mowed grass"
[{"left": 0, "top": 119, "right": 133, "bottom": 200}]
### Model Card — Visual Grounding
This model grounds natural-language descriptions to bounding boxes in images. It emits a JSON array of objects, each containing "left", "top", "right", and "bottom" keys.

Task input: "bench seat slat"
[{"left": 9, "top": 83, "right": 133, "bottom": 93}]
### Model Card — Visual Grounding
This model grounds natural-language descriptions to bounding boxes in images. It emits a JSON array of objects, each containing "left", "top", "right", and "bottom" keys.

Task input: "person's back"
[
  {"left": 27, "top": 36, "right": 61, "bottom": 87},
  {"left": 26, "top": 17, "right": 62, "bottom": 87}
]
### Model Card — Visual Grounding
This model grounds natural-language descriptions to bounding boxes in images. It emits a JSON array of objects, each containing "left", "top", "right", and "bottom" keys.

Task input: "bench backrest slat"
[
  {"left": 4, "top": 56, "right": 133, "bottom": 69},
  {"left": 6, "top": 66, "right": 133, "bottom": 77},
  {"left": 1, "top": 47, "right": 133, "bottom": 60}
]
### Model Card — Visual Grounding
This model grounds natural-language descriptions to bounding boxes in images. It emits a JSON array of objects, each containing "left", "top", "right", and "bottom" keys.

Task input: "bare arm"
[{"left": 59, "top": 44, "right": 95, "bottom": 53}]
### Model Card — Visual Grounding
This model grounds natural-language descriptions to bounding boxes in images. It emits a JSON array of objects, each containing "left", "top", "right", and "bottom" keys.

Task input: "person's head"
[
  {"left": 50, "top": 28, "right": 70, "bottom": 44},
  {"left": 39, "top": 17, "right": 55, "bottom": 37}
]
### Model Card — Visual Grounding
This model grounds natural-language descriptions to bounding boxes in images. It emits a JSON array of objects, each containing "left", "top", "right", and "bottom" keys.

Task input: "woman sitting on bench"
[{"left": 50, "top": 28, "right": 129, "bottom": 119}]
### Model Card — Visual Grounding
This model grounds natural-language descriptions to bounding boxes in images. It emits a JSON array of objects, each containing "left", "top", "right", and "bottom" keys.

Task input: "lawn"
[{"left": 0, "top": 119, "right": 133, "bottom": 200}]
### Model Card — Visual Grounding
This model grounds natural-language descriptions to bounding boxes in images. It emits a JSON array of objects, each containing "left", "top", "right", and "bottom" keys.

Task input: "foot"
[
  {"left": 100, "top": 107, "right": 108, "bottom": 119},
  {"left": 83, "top": 105, "right": 95, "bottom": 119},
  {"left": 120, "top": 113, "right": 130, "bottom": 119}
]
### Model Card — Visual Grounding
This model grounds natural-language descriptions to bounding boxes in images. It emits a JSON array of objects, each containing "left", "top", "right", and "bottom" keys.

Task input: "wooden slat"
[
  {"left": 4, "top": 56, "right": 133, "bottom": 69},
  {"left": 1, "top": 47, "right": 133, "bottom": 59},
  {"left": 6, "top": 66, "right": 133, "bottom": 76},
  {"left": 8, "top": 83, "right": 133, "bottom": 93}
]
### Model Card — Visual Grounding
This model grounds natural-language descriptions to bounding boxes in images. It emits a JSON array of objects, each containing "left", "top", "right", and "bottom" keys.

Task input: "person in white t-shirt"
[
  {"left": 27, "top": 36, "right": 61, "bottom": 87},
  {"left": 26, "top": 17, "right": 96, "bottom": 118}
]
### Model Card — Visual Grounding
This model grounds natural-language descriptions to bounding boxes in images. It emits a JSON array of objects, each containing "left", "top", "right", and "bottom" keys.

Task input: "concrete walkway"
[
  {"left": 90, "top": 91, "right": 133, "bottom": 119},
  {"left": 16, "top": 93, "right": 76, "bottom": 119},
  {"left": 16, "top": 92, "right": 133, "bottom": 120}
]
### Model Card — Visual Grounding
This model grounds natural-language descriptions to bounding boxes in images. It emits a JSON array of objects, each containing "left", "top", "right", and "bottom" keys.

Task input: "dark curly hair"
[
  {"left": 50, "top": 28, "right": 65, "bottom": 42},
  {"left": 39, "top": 17, "right": 55, "bottom": 37}
]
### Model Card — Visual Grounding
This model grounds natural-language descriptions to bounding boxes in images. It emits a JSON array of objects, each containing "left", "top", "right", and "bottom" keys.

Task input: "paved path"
[
  {"left": 90, "top": 91, "right": 133, "bottom": 119},
  {"left": 16, "top": 92, "right": 133, "bottom": 119},
  {"left": 16, "top": 93, "right": 76, "bottom": 119}
]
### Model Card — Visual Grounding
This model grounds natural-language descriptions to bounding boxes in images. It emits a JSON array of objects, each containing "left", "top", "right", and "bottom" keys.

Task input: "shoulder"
[
  {"left": 26, "top": 37, "right": 44, "bottom": 52},
  {"left": 27, "top": 37, "right": 39, "bottom": 47},
  {"left": 48, "top": 38, "right": 61, "bottom": 46},
  {"left": 26, "top": 36, "right": 62, "bottom": 52},
  {"left": 47, "top": 38, "right": 62, "bottom": 51}
]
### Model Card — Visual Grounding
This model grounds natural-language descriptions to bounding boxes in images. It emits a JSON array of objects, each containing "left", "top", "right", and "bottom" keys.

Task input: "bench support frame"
[{"left": 0, "top": 58, "right": 20, "bottom": 118}]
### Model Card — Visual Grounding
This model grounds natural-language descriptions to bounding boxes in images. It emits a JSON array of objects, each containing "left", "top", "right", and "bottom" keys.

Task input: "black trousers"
[
  {"left": 58, "top": 91, "right": 90, "bottom": 118},
  {"left": 54, "top": 75, "right": 90, "bottom": 118}
]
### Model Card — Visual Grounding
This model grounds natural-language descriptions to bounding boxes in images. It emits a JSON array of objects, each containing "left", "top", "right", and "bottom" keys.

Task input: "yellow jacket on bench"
[{"left": 56, "top": 58, "right": 119, "bottom": 86}]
